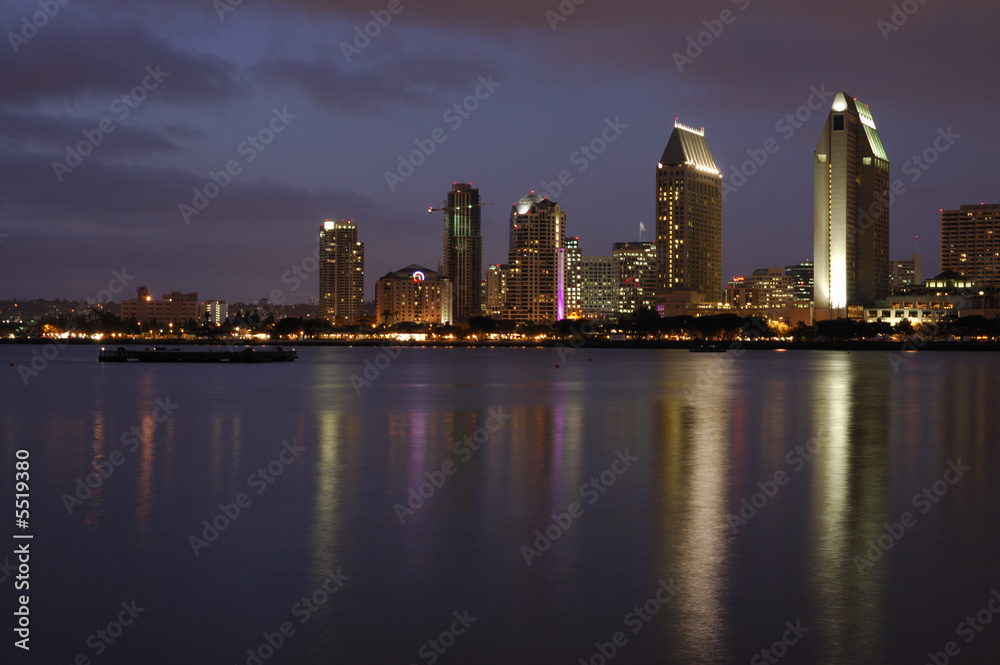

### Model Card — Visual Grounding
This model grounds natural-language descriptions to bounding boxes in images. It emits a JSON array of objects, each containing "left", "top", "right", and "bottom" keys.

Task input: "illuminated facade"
[
  {"left": 563, "top": 237, "right": 583, "bottom": 317},
  {"left": 484, "top": 264, "right": 510, "bottom": 318},
  {"left": 656, "top": 121, "right": 723, "bottom": 305},
  {"left": 613, "top": 241, "right": 657, "bottom": 315},
  {"left": 505, "top": 192, "right": 565, "bottom": 324},
  {"left": 890, "top": 253, "right": 922, "bottom": 290},
  {"left": 941, "top": 204, "right": 1000, "bottom": 286},
  {"left": 814, "top": 92, "right": 890, "bottom": 311},
  {"left": 580, "top": 256, "right": 614, "bottom": 318},
  {"left": 375, "top": 265, "right": 452, "bottom": 326},
  {"left": 120, "top": 286, "right": 199, "bottom": 325},
  {"left": 441, "top": 183, "right": 483, "bottom": 321},
  {"left": 319, "top": 220, "right": 365, "bottom": 325},
  {"left": 784, "top": 260, "right": 814, "bottom": 302},
  {"left": 726, "top": 268, "right": 794, "bottom": 309},
  {"left": 200, "top": 300, "right": 228, "bottom": 325}
]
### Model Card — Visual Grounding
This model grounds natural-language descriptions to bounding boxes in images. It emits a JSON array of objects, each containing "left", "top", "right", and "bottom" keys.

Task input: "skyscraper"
[
  {"left": 505, "top": 192, "right": 565, "bottom": 324},
  {"left": 613, "top": 241, "right": 657, "bottom": 316},
  {"left": 941, "top": 204, "right": 1000, "bottom": 286},
  {"left": 441, "top": 183, "right": 483, "bottom": 321},
  {"left": 563, "top": 237, "right": 583, "bottom": 318},
  {"left": 580, "top": 256, "right": 614, "bottom": 318},
  {"left": 319, "top": 219, "right": 365, "bottom": 325},
  {"left": 813, "top": 92, "right": 890, "bottom": 312},
  {"left": 655, "top": 121, "right": 723, "bottom": 305}
]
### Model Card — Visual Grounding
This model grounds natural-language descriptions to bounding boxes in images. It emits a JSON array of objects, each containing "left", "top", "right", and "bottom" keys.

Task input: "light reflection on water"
[{"left": 2, "top": 346, "right": 999, "bottom": 664}]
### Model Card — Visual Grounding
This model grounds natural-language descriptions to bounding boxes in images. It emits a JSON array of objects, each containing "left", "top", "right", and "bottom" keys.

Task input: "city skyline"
[{"left": 1, "top": 1, "right": 996, "bottom": 303}]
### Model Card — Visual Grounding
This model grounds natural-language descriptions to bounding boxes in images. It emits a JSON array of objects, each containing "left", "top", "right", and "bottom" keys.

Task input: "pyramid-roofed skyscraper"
[{"left": 655, "top": 121, "right": 723, "bottom": 305}]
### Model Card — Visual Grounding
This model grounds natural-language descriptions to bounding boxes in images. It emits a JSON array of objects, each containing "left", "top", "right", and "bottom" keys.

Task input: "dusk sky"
[{"left": 1, "top": 0, "right": 997, "bottom": 303}]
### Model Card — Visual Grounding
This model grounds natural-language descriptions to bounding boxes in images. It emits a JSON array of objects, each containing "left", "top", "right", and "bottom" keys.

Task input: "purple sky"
[{"left": 1, "top": 0, "right": 997, "bottom": 303}]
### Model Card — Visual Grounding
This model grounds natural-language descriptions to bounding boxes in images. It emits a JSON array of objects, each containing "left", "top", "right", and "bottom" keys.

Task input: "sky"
[{"left": 1, "top": 0, "right": 997, "bottom": 304}]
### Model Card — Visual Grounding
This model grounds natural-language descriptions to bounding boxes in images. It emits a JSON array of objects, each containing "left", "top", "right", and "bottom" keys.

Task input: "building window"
[{"left": 833, "top": 115, "right": 845, "bottom": 131}]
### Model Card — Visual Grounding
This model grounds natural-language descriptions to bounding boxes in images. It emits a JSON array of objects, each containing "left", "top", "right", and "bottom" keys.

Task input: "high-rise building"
[
  {"left": 201, "top": 300, "right": 228, "bottom": 325},
  {"left": 613, "top": 241, "right": 657, "bottom": 315},
  {"left": 319, "top": 220, "right": 365, "bottom": 325},
  {"left": 813, "top": 92, "right": 890, "bottom": 312},
  {"left": 375, "top": 265, "right": 452, "bottom": 326},
  {"left": 890, "top": 254, "right": 922, "bottom": 290},
  {"left": 441, "top": 183, "right": 483, "bottom": 321},
  {"left": 656, "top": 120, "right": 723, "bottom": 305},
  {"left": 580, "top": 256, "right": 614, "bottom": 318},
  {"left": 784, "top": 260, "right": 814, "bottom": 302},
  {"left": 505, "top": 192, "right": 565, "bottom": 324},
  {"left": 484, "top": 264, "right": 510, "bottom": 318},
  {"left": 563, "top": 237, "right": 583, "bottom": 318},
  {"left": 941, "top": 204, "right": 1000, "bottom": 286}
]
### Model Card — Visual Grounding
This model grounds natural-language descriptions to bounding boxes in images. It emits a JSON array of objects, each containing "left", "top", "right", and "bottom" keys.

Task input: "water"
[{"left": 2, "top": 345, "right": 999, "bottom": 664}]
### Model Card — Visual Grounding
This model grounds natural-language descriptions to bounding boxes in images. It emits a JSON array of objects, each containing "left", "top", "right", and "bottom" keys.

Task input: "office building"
[
  {"left": 505, "top": 192, "right": 565, "bottom": 324},
  {"left": 375, "top": 265, "right": 452, "bottom": 326},
  {"left": 890, "top": 254, "right": 922, "bottom": 290},
  {"left": 784, "top": 260, "right": 814, "bottom": 302},
  {"left": 319, "top": 219, "right": 365, "bottom": 325},
  {"left": 440, "top": 183, "right": 483, "bottom": 321},
  {"left": 941, "top": 204, "right": 1000, "bottom": 286},
  {"left": 613, "top": 241, "right": 657, "bottom": 315},
  {"left": 484, "top": 264, "right": 510, "bottom": 318},
  {"left": 655, "top": 120, "right": 723, "bottom": 305},
  {"left": 726, "top": 268, "right": 795, "bottom": 310},
  {"left": 121, "top": 287, "right": 199, "bottom": 326},
  {"left": 813, "top": 92, "right": 890, "bottom": 312},
  {"left": 580, "top": 256, "right": 614, "bottom": 318},
  {"left": 200, "top": 300, "right": 228, "bottom": 325},
  {"left": 563, "top": 237, "right": 583, "bottom": 318}
]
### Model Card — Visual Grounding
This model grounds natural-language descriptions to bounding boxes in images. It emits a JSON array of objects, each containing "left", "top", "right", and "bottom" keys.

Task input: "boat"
[
  {"left": 98, "top": 346, "right": 297, "bottom": 363},
  {"left": 688, "top": 344, "right": 728, "bottom": 353}
]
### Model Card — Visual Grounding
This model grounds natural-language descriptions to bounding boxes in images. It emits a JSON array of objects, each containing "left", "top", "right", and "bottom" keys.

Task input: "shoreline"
[{"left": 2, "top": 339, "right": 998, "bottom": 352}]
